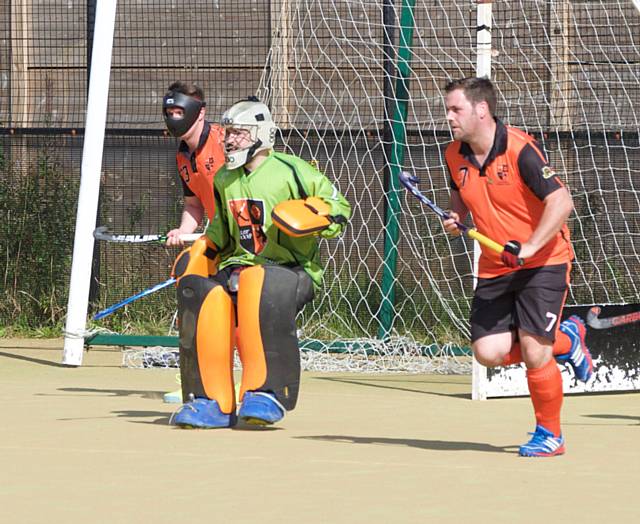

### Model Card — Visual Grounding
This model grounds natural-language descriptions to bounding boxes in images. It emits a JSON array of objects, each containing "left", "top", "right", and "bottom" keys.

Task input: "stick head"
[
  {"left": 93, "top": 226, "right": 110, "bottom": 239},
  {"left": 398, "top": 170, "right": 419, "bottom": 188},
  {"left": 587, "top": 306, "right": 601, "bottom": 324}
]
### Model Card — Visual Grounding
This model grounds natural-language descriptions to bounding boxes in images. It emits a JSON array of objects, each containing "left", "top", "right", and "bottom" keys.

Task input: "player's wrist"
[{"left": 518, "top": 241, "right": 538, "bottom": 260}]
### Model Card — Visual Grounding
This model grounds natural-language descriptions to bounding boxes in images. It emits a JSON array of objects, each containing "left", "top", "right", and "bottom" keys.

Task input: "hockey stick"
[
  {"left": 93, "top": 226, "right": 201, "bottom": 244},
  {"left": 586, "top": 306, "right": 640, "bottom": 330},
  {"left": 399, "top": 171, "right": 522, "bottom": 263},
  {"left": 93, "top": 277, "right": 176, "bottom": 320}
]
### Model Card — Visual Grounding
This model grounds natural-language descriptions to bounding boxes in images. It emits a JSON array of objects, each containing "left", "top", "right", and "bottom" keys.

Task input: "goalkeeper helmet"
[{"left": 221, "top": 97, "right": 277, "bottom": 169}]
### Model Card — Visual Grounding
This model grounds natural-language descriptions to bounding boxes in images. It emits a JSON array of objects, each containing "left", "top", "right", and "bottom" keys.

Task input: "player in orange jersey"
[
  {"left": 162, "top": 81, "right": 226, "bottom": 247},
  {"left": 442, "top": 77, "right": 593, "bottom": 457}
]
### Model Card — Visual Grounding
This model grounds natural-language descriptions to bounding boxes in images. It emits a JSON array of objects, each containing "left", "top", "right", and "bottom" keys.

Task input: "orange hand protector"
[{"left": 271, "top": 197, "right": 332, "bottom": 237}]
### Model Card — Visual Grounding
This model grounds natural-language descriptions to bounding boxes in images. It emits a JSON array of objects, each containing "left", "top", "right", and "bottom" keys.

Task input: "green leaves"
[{"left": 0, "top": 147, "right": 77, "bottom": 329}]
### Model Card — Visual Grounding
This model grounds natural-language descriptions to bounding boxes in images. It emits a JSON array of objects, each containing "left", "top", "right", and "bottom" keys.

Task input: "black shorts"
[{"left": 470, "top": 264, "right": 570, "bottom": 343}]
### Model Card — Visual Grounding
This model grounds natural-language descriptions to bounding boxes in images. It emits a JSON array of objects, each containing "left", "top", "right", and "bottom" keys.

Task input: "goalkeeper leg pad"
[
  {"left": 236, "top": 265, "right": 310, "bottom": 411},
  {"left": 177, "top": 274, "right": 236, "bottom": 416}
]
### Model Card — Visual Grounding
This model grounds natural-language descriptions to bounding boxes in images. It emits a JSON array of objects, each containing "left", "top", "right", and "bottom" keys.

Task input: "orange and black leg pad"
[
  {"left": 171, "top": 236, "right": 219, "bottom": 282},
  {"left": 236, "top": 265, "right": 303, "bottom": 411},
  {"left": 177, "top": 274, "right": 236, "bottom": 414}
]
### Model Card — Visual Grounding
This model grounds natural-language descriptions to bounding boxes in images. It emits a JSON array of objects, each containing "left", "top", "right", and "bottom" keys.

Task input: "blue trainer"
[
  {"left": 519, "top": 425, "right": 565, "bottom": 457},
  {"left": 238, "top": 391, "right": 285, "bottom": 425},
  {"left": 557, "top": 315, "right": 594, "bottom": 382},
  {"left": 171, "top": 397, "right": 236, "bottom": 429}
]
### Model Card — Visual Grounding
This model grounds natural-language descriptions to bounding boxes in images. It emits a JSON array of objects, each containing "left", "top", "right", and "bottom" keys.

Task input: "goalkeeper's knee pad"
[
  {"left": 235, "top": 265, "right": 313, "bottom": 411},
  {"left": 177, "top": 275, "right": 236, "bottom": 414}
]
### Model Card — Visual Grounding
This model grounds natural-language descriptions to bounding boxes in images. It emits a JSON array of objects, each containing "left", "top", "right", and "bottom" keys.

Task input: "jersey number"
[
  {"left": 180, "top": 165, "right": 190, "bottom": 183},
  {"left": 545, "top": 312, "right": 558, "bottom": 332}
]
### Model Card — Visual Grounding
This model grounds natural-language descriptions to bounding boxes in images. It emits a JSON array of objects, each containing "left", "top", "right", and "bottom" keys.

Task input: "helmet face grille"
[{"left": 221, "top": 100, "right": 277, "bottom": 168}]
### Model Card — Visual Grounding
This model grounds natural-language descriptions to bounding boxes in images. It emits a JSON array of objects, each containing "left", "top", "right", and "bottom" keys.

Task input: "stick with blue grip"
[{"left": 92, "top": 277, "right": 176, "bottom": 320}]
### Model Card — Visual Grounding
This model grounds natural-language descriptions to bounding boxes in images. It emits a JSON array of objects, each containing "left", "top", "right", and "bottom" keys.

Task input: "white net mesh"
[
  {"left": 246, "top": 0, "right": 639, "bottom": 372},
  {"left": 82, "top": 1, "right": 639, "bottom": 373}
]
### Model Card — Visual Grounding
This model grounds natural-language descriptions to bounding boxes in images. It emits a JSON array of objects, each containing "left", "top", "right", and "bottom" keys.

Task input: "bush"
[{"left": 0, "top": 143, "right": 78, "bottom": 332}]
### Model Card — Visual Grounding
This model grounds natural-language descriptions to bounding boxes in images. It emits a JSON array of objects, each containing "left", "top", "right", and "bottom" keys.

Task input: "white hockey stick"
[
  {"left": 586, "top": 306, "right": 640, "bottom": 329},
  {"left": 93, "top": 226, "right": 201, "bottom": 244}
]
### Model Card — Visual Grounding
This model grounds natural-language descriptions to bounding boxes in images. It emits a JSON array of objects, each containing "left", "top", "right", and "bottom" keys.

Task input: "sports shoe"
[
  {"left": 171, "top": 397, "right": 236, "bottom": 429},
  {"left": 519, "top": 425, "right": 566, "bottom": 457},
  {"left": 557, "top": 315, "right": 594, "bottom": 382},
  {"left": 238, "top": 391, "right": 285, "bottom": 426}
]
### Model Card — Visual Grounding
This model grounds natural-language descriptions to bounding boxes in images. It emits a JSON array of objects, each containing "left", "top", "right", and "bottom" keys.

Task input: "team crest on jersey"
[
  {"left": 542, "top": 166, "right": 556, "bottom": 179},
  {"left": 228, "top": 198, "right": 267, "bottom": 254},
  {"left": 497, "top": 163, "right": 509, "bottom": 180},
  {"left": 204, "top": 157, "right": 215, "bottom": 171},
  {"left": 458, "top": 166, "right": 469, "bottom": 187}
]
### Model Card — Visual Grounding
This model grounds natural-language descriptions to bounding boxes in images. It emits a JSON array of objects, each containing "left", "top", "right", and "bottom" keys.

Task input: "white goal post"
[{"left": 62, "top": 0, "right": 118, "bottom": 366}]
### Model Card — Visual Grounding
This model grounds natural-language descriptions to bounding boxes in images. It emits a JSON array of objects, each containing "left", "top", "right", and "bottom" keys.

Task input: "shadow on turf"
[
  {"left": 297, "top": 435, "right": 517, "bottom": 453},
  {"left": 37, "top": 386, "right": 165, "bottom": 400},
  {"left": 110, "top": 411, "right": 282, "bottom": 431},
  {"left": 582, "top": 414, "right": 640, "bottom": 426},
  {"left": 314, "top": 376, "right": 470, "bottom": 399},
  {"left": 114, "top": 410, "right": 172, "bottom": 425},
  {"left": 53, "top": 409, "right": 172, "bottom": 425},
  {"left": 50, "top": 388, "right": 284, "bottom": 430},
  {"left": 0, "top": 350, "right": 68, "bottom": 368}
]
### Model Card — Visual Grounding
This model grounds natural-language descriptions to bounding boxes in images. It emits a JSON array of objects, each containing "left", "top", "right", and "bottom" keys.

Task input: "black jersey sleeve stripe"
[
  {"left": 180, "top": 175, "right": 195, "bottom": 196},
  {"left": 517, "top": 143, "right": 562, "bottom": 201},
  {"left": 446, "top": 162, "right": 459, "bottom": 191},
  {"left": 531, "top": 139, "right": 549, "bottom": 163}
]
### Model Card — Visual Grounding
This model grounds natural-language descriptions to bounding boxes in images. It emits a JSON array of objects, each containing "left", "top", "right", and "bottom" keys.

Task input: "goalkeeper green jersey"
[{"left": 206, "top": 151, "right": 351, "bottom": 287}]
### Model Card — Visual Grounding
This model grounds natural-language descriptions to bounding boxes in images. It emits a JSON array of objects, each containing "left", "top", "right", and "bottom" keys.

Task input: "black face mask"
[{"left": 162, "top": 91, "right": 205, "bottom": 137}]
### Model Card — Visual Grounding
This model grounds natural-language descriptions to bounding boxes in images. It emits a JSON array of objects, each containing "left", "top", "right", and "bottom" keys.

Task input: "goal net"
[
  {"left": 253, "top": 0, "right": 639, "bottom": 373},
  {"left": 51, "top": 1, "right": 639, "bottom": 373}
]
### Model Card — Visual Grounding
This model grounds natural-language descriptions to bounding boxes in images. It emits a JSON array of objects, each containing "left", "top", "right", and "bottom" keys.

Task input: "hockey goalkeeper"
[{"left": 171, "top": 97, "right": 351, "bottom": 428}]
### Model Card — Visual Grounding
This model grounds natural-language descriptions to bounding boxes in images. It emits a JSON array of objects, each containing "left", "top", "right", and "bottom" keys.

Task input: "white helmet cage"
[{"left": 221, "top": 98, "right": 278, "bottom": 168}]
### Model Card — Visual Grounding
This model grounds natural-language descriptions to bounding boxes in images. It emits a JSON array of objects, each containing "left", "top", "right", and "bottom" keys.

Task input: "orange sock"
[
  {"left": 501, "top": 343, "right": 523, "bottom": 366},
  {"left": 526, "top": 358, "right": 563, "bottom": 436},
  {"left": 503, "top": 330, "right": 571, "bottom": 364},
  {"left": 553, "top": 328, "right": 571, "bottom": 356}
]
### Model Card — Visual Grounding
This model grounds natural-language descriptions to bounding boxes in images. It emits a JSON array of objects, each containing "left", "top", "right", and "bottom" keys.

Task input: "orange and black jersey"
[
  {"left": 176, "top": 120, "right": 225, "bottom": 221},
  {"left": 446, "top": 119, "right": 573, "bottom": 278}
]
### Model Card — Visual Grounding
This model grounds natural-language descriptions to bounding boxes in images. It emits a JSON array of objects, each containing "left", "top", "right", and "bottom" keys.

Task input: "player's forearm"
[
  {"left": 309, "top": 177, "right": 351, "bottom": 238},
  {"left": 179, "top": 202, "right": 204, "bottom": 233},
  {"left": 523, "top": 188, "right": 573, "bottom": 255},
  {"left": 448, "top": 191, "right": 470, "bottom": 222}
]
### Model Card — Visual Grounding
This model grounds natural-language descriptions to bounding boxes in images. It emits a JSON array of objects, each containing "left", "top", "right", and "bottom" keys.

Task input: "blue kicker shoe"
[
  {"left": 238, "top": 391, "right": 285, "bottom": 426},
  {"left": 171, "top": 397, "right": 236, "bottom": 429},
  {"left": 557, "top": 315, "right": 594, "bottom": 382},
  {"left": 519, "top": 425, "right": 566, "bottom": 457}
]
